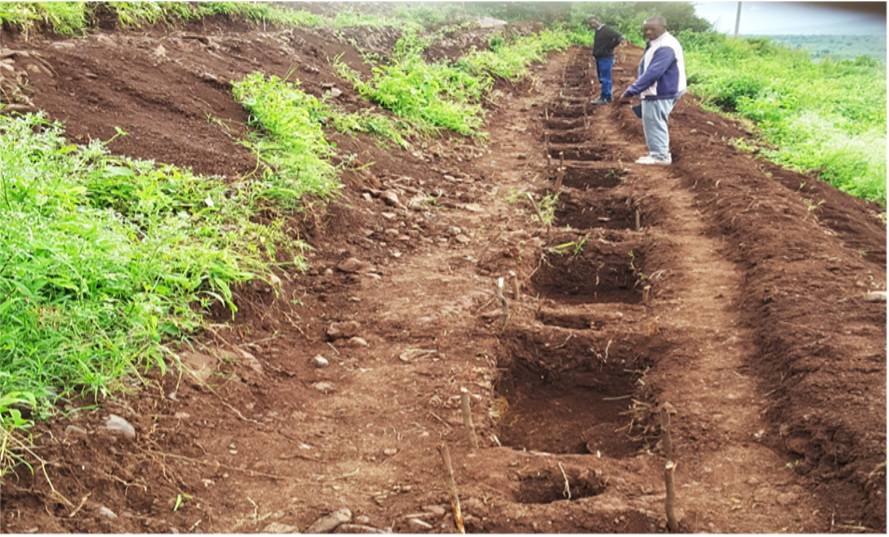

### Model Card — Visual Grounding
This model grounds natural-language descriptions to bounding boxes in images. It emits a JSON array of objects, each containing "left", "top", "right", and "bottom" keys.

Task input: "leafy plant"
[{"left": 0, "top": 112, "right": 311, "bottom": 474}]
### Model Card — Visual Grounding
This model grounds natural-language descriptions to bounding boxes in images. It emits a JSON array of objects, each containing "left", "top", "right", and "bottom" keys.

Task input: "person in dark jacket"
[
  {"left": 616, "top": 16, "right": 687, "bottom": 165},
  {"left": 587, "top": 16, "right": 625, "bottom": 105}
]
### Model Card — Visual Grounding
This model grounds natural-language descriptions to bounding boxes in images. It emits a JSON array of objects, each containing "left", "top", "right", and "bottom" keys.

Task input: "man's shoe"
[
  {"left": 590, "top": 98, "right": 612, "bottom": 105},
  {"left": 635, "top": 155, "right": 672, "bottom": 165}
]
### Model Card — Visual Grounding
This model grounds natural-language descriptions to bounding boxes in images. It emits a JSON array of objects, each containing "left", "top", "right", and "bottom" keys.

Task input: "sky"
[{"left": 693, "top": 1, "right": 888, "bottom": 35}]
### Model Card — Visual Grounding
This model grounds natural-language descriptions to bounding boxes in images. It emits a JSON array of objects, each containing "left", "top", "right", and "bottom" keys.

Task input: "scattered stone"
[
  {"left": 262, "top": 522, "right": 300, "bottom": 533},
  {"left": 383, "top": 448, "right": 398, "bottom": 456},
  {"left": 354, "top": 516, "right": 371, "bottom": 525},
  {"left": 311, "top": 356, "right": 330, "bottom": 369},
  {"left": 96, "top": 35, "right": 115, "bottom": 46},
  {"left": 329, "top": 88, "right": 343, "bottom": 98},
  {"left": 334, "top": 524, "right": 385, "bottom": 534},
  {"left": 423, "top": 505, "right": 446, "bottom": 517},
  {"left": 447, "top": 226, "right": 462, "bottom": 235},
  {"left": 173, "top": 412, "right": 190, "bottom": 420},
  {"left": 454, "top": 234, "right": 471, "bottom": 244},
  {"left": 102, "top": 414, "right": 135, "bottom": 439},
  {"left": 380, "top": 191, "right": 401, "bottom": 208},
  {"left": 153, "top": 44, "right": 166, "bottom": 57},
  {"left": 65, "top": 425, "right": 88, "bottom": 437},
  {"left": 408, "top": 519, "right": 433, "bottom": 531},
  {"left": 98, "top": 506, "right": 118, "bottom": 520},
  {"left": 337, "top": 257, "right": 374, "bottom": 274},
  {"left": 238, "top": 349, "right": 263, "bottom": 374},
  {"left": 313, "top": 382, "right": 335, "bottom": 393},
  {"left": 350, "top": 297, "right": 361, "bottom": 302},
  {"left": 327, "top": 321, "right": 361, "bottom": 340},
  {"left": 51, "top": 42, "right": 75, "bottom": 49},
  {"left": 179, "top": 351, "right": 217, "bottom": 382},
  {"left": 306, "top": 508, "right": 352, "bottom": 533},
  {"left": 776, "top": 492, "right": 799, "bottom": 506},
  {"left": 345, "top": 337, "right": 369, "bottom": 347},
  {"left": 381, "top": 212, "right": 396, "bottom": 220},
  {"left": 324, "top": 268, "right": 334, "bottom": 276},
  {"left": 398, "top": 349, "right": 436, "bottom": 362}
]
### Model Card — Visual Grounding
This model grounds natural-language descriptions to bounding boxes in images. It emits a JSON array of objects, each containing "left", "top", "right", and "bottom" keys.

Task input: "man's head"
[
  {"left": 587, "top": 16, "right": 602, "bottom": 28},
  {"left": 642, "top": 16, "right": 667, "bottom": 41}
]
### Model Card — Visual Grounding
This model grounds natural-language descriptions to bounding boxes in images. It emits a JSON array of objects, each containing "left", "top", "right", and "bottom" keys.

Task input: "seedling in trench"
[{"left": 173, "top": 493, "right": 193, "bottom": 511}]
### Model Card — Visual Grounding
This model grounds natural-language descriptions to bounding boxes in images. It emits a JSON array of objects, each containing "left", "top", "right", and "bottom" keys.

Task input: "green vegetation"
[
  {"left": 338, "top": 25, "right": 593, "bottom": 138},
  {"left": 761, "top": 35, "right": 886, "bottom": 63},
  {"left": 0, "top": 112, "right": 318, "bottom": 473},
  {"left": 681, "top": 31, "right": 887, "bottom": 205},
  {"left": 0, "top": 2, "right": 419, "bottom": 35}
]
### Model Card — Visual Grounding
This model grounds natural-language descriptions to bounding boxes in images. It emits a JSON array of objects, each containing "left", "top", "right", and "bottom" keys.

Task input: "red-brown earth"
[{"left": 1, "top": 8, "right": 886, "bottom": 534}]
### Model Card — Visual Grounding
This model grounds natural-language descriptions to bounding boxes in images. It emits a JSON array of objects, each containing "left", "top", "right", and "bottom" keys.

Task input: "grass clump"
[
  {"left": 680, "top": 31, "right": 887, "bottom": 206},
  {"left": 0, "top": 113, "right": 310, "bottom": 473},
  {"left": 338, "top": 25, "right": 593, "bottom": 139}
]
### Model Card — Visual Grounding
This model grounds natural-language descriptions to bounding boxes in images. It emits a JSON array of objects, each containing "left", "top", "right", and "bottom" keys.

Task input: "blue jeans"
[
  {"left": 641, "top": 98, "right": 677, "bottom": 160},
  {"left": 595, "top": 57, "right": 614, "bottom": 100}
]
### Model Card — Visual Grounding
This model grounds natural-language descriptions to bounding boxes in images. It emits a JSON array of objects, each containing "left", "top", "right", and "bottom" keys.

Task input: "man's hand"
[{"left": 615, "top": 93, "right": 633, "bottom": 106}]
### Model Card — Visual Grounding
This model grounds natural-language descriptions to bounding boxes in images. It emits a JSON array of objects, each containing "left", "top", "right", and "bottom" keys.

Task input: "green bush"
[
  {"left": 681, "top": 30, "right": 887, "bottom": 206},
  {"left": 1, "top": 113, "right": 309, "bottom": 461}
]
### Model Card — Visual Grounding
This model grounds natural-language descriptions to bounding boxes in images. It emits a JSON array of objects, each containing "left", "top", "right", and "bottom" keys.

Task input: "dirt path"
[{"left": 1, "top": 20, "right": 885, "bottom": 535}]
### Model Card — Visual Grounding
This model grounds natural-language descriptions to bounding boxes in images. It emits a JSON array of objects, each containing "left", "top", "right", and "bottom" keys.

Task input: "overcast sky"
[{"left": 693, "top": 1, "right": 887, "bottom": 35}]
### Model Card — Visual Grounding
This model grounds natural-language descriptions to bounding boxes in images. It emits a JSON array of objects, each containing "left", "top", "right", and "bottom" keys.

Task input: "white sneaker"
[{"left": 635, "top": 154, "right": 672, "bottom": 165}]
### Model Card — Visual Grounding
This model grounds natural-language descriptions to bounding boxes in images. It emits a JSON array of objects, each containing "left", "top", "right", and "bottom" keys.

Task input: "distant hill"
[{"left": 745, "top": 34, "right": 886, "bottom": 62}]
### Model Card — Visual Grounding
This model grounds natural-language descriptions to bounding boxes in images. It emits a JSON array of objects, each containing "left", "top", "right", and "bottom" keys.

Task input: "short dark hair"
[{"left": 587, "top": 16, "right": 601, "bottom": 24}]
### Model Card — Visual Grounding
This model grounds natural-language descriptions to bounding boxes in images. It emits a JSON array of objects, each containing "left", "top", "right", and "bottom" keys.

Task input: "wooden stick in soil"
[
  {"left": 643, "top": 285, "right": 652, "bottom": 306},
  {"left": 437, "top": 443, "right": 466, "bottom": 534},
  {"left": 664, "top": 460, "right": 679, "bottom": 532},
  {"left": 509, "top": 270, "right": 521, "bottom": 300},
  {"left": 553, "top": 166, "right": 565, "bottom": 195},
  {"left": 495, "top": 277, "right": 509, "bottom": 328},
  {"left": 525, "top": 193, "right": 546, "bottom": 227},
  {"left": 460, "top": 387, "right": 479, "bottom": 450},
  {"left": 559, "top": 150, "right": 564, "bottom": 171},
  {"left": 659, "top": 406, "right": 672, "bottom": 457},
  {"left": 635, "top": 208, "right": 641, "bottom": 231}
]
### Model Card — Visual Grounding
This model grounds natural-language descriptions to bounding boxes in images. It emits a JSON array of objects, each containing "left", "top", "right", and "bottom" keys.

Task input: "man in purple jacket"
[{"left": 616, "top": 16, "right": 687, "bottom": 165}]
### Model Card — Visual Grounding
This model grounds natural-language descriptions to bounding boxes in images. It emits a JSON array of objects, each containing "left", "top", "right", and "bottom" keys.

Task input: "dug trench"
[{"left": 1, "top": 16, "right": 885, "bottom": 535}]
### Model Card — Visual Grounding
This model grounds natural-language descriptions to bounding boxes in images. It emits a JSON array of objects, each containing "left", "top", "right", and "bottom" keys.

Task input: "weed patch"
[{"left": 0, "top": 113, "right": 309, "bottom": 470}]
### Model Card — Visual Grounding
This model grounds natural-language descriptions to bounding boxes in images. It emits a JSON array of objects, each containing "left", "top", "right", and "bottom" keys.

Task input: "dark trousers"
[{"left": 595, "top": 57, "right": 614, "bottom": 100}]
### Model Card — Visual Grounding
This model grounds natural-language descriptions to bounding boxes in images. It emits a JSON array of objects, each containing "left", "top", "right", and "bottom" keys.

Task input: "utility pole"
[{"left": 734, "top": 1, "right": 742, "bottom": 38}]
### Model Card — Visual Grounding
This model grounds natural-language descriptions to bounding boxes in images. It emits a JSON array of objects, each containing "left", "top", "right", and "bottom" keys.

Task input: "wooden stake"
[
  {"left": 495, "top": 277, "right": 509, "bottom": 328},
  {"left": 664, "top": 461, "right": 678, "bottom": 532},
  {"left": 659, "top": 406, "right": 672, "bottom": 457},
  {"left": 509, "top": 270, "right": 520, "bottom": 300},
  {"left": 554, "top": 167, "right": 565, "bottom": 194},
  {"left": 642, "top": 285, "right": 651, "bottom": 306},
  {"left": 635, "top": 209, "right": 641, "bottom": 231},
  {"left": 524, "top": 193, "right": 546, "bottom": 226},
  {"left": 460, "top": 388, "right": 479, "bottom": 450},
  {"left": 437, "top": 443, "right": 465, "bottom": 534},
  {"left": 559, "top": 151, "right": 564, "bottom": 171}
]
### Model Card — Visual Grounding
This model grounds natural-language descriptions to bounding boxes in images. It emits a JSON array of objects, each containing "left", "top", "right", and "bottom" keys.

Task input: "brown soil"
[{"left": 1, "top": 10, "right": 885, "bottom": 535}]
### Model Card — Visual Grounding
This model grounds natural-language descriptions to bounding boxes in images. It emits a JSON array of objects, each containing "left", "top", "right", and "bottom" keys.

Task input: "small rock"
[
  {"left": 153, "top": 44, "right": 166, "bottom": 57},
  {"left": 383, "top": 448, "right": 398, "bottom": 456},
  {"left": 447, "top": 226, "right": 462, "bottom": 236},
  {"left": 103, "top": 414, "right": 135, "bottom": 439},
  {"left": 98, "top": 506, "right": 117, "bottom": 520},
  {"left": 313, "top": 382, "right": 335, "bottom": 393},
  {"left": 345, "top": 337, "right": 369, "bottom": 347},
  {"left": 354, "top": 516, "right": 371, "bottom": 525},
  {"left": 337, "top": 257, "right": 373, "bottom": 274},
  {"left": 454, "top": 234, "right": 471, "bottom": 244},
  {"left": 422, "top": 505, "right": 446, "bottom": 517},
  {"left": 51, "top": 42, "right": 75, "bottom": 49},
  {"left": 327, "top": 321, "right": 361, "bottom": 340},
  {"left": 65, "top": 425, "right": 88, "bottom": 436},
  {"left": 329, "top": 88, "right": 343, "bottom": 98},
  {"left": 776, "top": 492, "right": 799, "bottom": 506},
  {"left": 324, "top": 268, "right": 334, "bottom": 276},
  {"left": 173, "top": 412, "right": 190, "bottom": 420},
  {"left": 380, "top": 191, "right": 401, "bottom": 207},
  {"left": 409, "top": 519, "right": 433, "bottom": 530},
  {"left": 381, "top": 212, "right": 397, "bottom": 220},
  {"left": 334, "top": 524, "right": 385, "bottom": 534},
  {"left": 263, "top": 522, "right": 300, "bottom": 533},
  {"left": 311, "top": 356, "right": 330, "bottom": 369},
  {"left": 238, "top": 349, "right": 263, "bottom": 374},
  {"left": 306, "top": 508, "right": 352, "bottom": 533}
]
